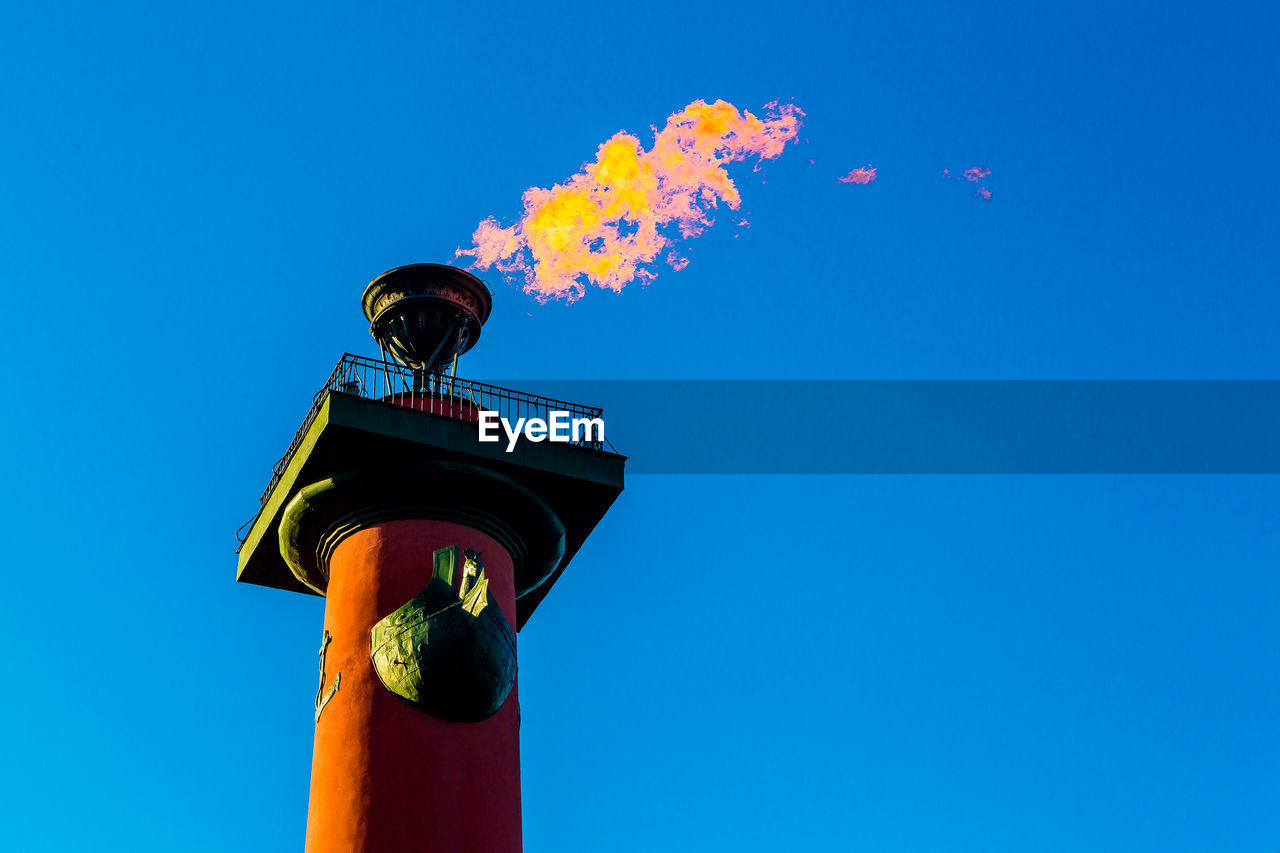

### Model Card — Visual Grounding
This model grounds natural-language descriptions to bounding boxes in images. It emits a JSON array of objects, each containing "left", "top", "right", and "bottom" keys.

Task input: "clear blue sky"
[{"left": 2, "top": 1, "right": 1278, "bottom": 850}]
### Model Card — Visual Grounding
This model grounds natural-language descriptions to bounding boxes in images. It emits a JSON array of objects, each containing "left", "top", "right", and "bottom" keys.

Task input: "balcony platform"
[{"left": 237, "top": 361, "right": 625, "bottom": 630}]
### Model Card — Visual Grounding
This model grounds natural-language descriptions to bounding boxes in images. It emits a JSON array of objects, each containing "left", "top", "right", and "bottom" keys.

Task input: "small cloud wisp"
[
  {"left": 837, "top": 164, "right": 877, "bottom": 184},
  {"left": 944, "top": 165, "right": 993, "bottom": 200}
]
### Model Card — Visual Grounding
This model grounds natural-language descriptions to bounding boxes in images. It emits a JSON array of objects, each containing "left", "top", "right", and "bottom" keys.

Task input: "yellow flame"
[{"left": 457, "top": 99, "right": 803, "bottom": 302}]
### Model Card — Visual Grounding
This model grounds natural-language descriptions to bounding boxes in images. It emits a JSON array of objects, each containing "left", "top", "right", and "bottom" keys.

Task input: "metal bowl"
[{"left": 361, "top": 263, "right": 493, "bottom": 371}]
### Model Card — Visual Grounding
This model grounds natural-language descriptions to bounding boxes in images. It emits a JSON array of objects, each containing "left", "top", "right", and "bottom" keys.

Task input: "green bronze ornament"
[{"left": 370, "top": 547, "right": 517, "bottom": 722}]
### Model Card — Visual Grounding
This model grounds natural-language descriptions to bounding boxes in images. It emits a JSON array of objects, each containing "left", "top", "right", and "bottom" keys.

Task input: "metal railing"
[{"left": 255, "top": 353, "right": 613, "bottom": 509}]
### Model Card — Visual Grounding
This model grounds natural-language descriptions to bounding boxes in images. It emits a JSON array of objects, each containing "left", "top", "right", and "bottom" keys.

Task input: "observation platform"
[{"left": 236, "top": 353, "right": 625, "bottom": 629}]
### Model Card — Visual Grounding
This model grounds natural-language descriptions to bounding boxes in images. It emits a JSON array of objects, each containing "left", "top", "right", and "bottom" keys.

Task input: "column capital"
[{"left": 278, "top": 459, "right": 565, "bottom": 601}]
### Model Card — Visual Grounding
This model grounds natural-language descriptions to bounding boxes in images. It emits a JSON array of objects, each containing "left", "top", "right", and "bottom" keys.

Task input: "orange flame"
[
  {"left": 457, "top": 99, "right": 803, "bottom": 302},
  {"left": 838, "top": 164, "right": 877, "bottom": 184},
  {"left": 963, "top": 166, "right": 991, "bottom": 181}
]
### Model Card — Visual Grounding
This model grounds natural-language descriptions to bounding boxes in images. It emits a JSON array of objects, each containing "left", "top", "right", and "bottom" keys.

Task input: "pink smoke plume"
[
  {"left": 456, "top": 99, "right": 803, "bottom": 303},
  {"left": 838, "top": 164, "right": 877, "bottom": 184}
]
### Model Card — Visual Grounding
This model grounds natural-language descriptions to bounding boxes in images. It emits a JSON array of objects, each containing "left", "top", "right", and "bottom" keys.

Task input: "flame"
[
  {"left": 457, "top": 99, "right": 803, "bottom": 302},
  {"left": 838, "top": 164, "right": 877, "bottom": 184},
  {"left": 963, "top": 167, "right": 991, "bottom": 181},
  {"left": 975, "top": 187, "right": 992, "bottom": 200}
]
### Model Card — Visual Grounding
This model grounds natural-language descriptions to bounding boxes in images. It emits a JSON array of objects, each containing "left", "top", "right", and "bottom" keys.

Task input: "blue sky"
[{"left": 1, "top": 1, "right": 1278, "bottom": 850}]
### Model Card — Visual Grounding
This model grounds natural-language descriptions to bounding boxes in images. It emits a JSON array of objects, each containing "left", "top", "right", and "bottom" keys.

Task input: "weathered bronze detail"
[
  {"left": 361, "top": 264, "right": 492, "bottom": 371},
  {"left": 315, "top": 629, "right": 340, "bottom": 723},
  {"left": 370, "top": 546, "right": 517, "bottom": 722}
]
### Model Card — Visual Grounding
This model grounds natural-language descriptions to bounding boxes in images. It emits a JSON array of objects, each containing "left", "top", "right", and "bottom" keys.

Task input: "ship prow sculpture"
[{"left": 370, "top": 547, "right": 518, "bottom": 723}]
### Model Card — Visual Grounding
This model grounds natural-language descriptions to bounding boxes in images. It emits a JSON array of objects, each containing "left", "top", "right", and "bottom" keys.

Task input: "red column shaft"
[{"left": 305, "top": 519, "right": 522, "bottom": 853}]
